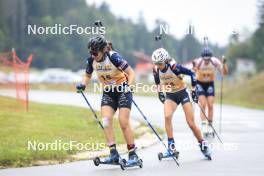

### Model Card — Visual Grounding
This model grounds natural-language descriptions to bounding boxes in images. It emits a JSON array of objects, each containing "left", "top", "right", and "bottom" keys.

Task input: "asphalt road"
[{"left": 0, "top": 90, "right": 264, "bottom": 176}]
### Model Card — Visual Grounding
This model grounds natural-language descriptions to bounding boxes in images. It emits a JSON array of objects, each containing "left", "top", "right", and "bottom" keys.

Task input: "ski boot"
[
  {"left": 103, "top": 149, "right": 120, "bottom": 163},
  {"left": 122, "top": 147, "right": 143, "bottom": 169},
  {"left": 199, "top": 140, "right": 212, "bottom": 160}
]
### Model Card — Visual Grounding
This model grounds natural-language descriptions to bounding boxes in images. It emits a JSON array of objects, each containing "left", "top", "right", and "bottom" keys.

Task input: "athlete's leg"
[
  {"left": 182, "top": 102, "right": 203, "bottom": 141},
  {"left": 206, "top": 96, "right": 215, "bottom": 134},
  {"left": 164, "top": 99, "right": 177, "bottom": 139},
  {"left": 196, "top": 83, "right": 207, "bottom": 121},
  {"left": 101, "top": 105, "right": 120, "bottom": 162},
  {"left": 118, "top": 92, "right": 138, "bottom": 162},
  {"left": 207, "top": 96, "right": 214, "bottom": 123},
  {"left": 199, "top": 95, "right": 207, "bottom": 121},
  {"left": 182, "top": 102, "right": 211, "bottom": 157},
  {"left": 205, "top": 82, "right": 215, "bottom": 124},
  {"left": 101, "top": 106, "right": 116, "bottom": 145},
  {"left": 118, "top": 107, "right": 134, "bottom": 146}
]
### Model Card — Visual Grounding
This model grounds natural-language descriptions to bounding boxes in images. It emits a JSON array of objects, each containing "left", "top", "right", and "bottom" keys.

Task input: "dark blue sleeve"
[
  {"left": 171, "top": 64, "right": 197, "bottom": 87},
  {"left": 85, "top": 57, "right": 94, "bottom": 74},
  {"left": 109, "top": 52, "right": 129, "bottom": 71},
  {"left": 153, "top": 67, "right": 160, "bottom": 84}
]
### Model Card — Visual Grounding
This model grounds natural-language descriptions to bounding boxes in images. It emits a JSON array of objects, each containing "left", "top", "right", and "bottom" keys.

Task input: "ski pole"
[
  {"left": 219, "top": 72, "right": 223, "bottom": 134},
  {"left": 196, "top": 101, "right": 223, "bottom": 144},
  {"left": 219, "top": 55, "right": 225, "bottom": 134},
  {"left": 132, "top": 99, "right": 180, "bottom": 166},
  {"left": 80, "top": 91, "right": 104, "bottom": 130}
]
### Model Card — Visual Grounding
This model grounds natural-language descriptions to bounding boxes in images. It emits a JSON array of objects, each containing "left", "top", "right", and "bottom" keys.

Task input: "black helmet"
[
  {"left": 88, "top": 35, "right": 107, "bottom": 51},
  {"left": 201, "top": 47, "right": 213, "bottom": 57}
]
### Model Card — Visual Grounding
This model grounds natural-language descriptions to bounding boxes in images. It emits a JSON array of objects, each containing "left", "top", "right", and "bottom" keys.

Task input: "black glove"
[
  {"left": 76, "top": 83, "right": 86, "bottom": 93},
  {"left": 222, "top": 56, "right": 227, "bottom": 64},
  {"left": 191, "top": 90, "right": 198, "bottom": 103},
  {"left": 158, "top": 92, "right": 165, "bottom": 104},
  {"left": 222, "top": 58, "right": 227, "bottom": 64}
]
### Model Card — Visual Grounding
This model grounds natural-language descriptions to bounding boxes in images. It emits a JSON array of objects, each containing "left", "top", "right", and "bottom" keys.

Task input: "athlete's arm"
[
  {"left": 110, "top": 52, "right": 135, "bottom": 86},
  {"left": 152, "top": 66, "right": 165, "bottom": 103},
  {"left": 191, "top": 58, "right": 199, "bottom": 73},
  {"left": 171, "top": 64, "right": 197, "bottom": 89},
  {"left": 76, "top": 57, "right": 93, "bottom": 92},
  {"left": 82, "top": 73, "right": 92, "bottom": 85},
  {"left": 82, "top": 57, "right": 94, "bottom": 85},
  {"left": 215, "top": 57, "right": 229, "bottom": 76},
  {"left": 124, "top": 66, "right": 135, "bottom": 86},
  {"left": 222, "top": 59, "right": 229, "bottom": 75},
  {"left": 153, "top": 66, "right": 162, "bottom": 91}
]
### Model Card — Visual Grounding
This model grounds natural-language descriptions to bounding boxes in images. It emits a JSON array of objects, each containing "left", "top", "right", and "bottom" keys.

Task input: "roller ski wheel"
[
  {"left": 120, "top": 159, "right": 126, "bottom": 170},
  {"left": 139, "top": 159, "right": 143, "bottom": 168},
  {"left": 93, "top": 157, "right": 100, "bottom": 166},
  {"left": 158, "top": 152, "right": 163, "bottom": 161}
]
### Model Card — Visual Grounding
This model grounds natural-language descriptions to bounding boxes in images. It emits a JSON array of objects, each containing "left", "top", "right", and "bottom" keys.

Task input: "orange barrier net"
[{"left": 0, "top": 49, "right": 33, "bottom": 111}]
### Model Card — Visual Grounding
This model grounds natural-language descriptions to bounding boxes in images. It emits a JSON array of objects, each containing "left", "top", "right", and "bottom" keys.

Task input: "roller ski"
[
  {"left": 158, "top": 149, "right": 179, "bottom": 161},
  {"left": 199, "top": 140, "right": 212, "bottom": 160},
  {"left": 93, "top": 147, "right": 143, "bottom": 170},
  {"left": 158, "top": 140, "right": 179, "bottom": 161},
  {"left": 93, "top": 149, "right": 126, "bottom": 170},
  {"left": 121, "top": 148, "right": 143, "bottom": 170}
]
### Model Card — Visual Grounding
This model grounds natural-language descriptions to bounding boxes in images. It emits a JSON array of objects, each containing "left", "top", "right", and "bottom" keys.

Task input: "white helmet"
[{"left": 151, "top": 48, "right": 170, "bottom": 64}]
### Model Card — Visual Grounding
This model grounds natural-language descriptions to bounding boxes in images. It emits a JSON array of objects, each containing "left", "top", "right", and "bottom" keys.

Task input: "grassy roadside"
[
  {"left": 0, "top": 96, "right": 160, "bottom": 168},
  {"left": 215, "top": 72, "right": 264, "bottom": 110}
]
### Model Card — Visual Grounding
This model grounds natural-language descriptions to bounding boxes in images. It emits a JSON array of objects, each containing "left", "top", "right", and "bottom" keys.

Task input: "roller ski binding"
[
  {"left": 120, "top": 148, "right": 143, "bottom": 170},
  {"left": 158, "top": 148, "right": 179, "bottom": 161}
]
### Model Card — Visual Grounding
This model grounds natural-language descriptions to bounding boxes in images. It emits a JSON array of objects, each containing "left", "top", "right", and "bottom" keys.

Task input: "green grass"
[
  {"left": 215, "top": 72, "right": 264, "bottom": 110},
  {"left": 0, "top": 96, "right": 126, "bottom": 167}
]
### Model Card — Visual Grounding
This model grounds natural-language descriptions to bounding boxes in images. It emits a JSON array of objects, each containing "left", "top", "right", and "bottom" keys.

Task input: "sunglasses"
[
  {"left": 203, "top": 56, "right": 211, "bottom": 60},
  {"left": 90, "top": 50, "right": 99, "bottom": 56}
]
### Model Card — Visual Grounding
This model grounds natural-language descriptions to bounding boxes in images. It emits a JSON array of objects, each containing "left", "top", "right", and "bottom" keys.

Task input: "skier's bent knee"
[{"left": 102, "top": 117, "right": 111, "bottom": 128}]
